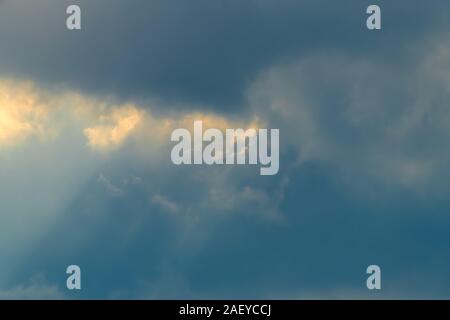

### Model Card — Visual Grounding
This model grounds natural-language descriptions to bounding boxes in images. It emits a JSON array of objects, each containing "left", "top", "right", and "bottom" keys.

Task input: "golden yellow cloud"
[
  {"left": 84, "top": 105, "right": 143, "bottom": 150},
  {"left": 0, "top": 79, "right": 48, "bottom": 146},
  {"left": 0, "top": 77, "right": 262, "bottom": 152}
]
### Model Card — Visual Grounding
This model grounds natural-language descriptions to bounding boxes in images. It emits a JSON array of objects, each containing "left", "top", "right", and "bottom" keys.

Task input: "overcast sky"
[{"left": 1, "top": 0, "right": 450, "bottom": 299}]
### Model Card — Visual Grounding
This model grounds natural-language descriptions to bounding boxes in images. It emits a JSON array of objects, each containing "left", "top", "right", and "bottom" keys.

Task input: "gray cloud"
[
  {"left": 1, "top": 0, "right": 448, "bottom": 112},
  {"left": 246, "top": 30, "right": 450, "bottom": 193}
]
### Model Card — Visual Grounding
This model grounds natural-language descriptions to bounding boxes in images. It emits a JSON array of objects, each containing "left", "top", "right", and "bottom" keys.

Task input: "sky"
[{"left": 1, "top": 0, "right": 450, "bottom": 299}]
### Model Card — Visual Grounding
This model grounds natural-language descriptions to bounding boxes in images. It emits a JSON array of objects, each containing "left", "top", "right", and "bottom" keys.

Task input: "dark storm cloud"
[{"left": 0, "top": 0, "right": 448, "bottom": 111}]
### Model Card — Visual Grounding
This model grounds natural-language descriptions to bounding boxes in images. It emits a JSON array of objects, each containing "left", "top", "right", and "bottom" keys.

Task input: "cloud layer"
[{"left": 1, "top": 0, "right": 450, "bottom": 299}]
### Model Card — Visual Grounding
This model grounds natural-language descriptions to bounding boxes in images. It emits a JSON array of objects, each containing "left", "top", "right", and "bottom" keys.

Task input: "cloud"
[
  {"left": 84, "top": 106, "right": 143, "bottom": 150},
  {"left": 98, "top": 174, "right": 125, "bottom": 197},
  {"left": 151, "top": 194, "right": 179, "bottom": 214},
  {"left": 2, "top": 0, "right": 450, "bottom": 300},
  {"left": 0, "top": 79, "right": 51, "bottom": 146},
  {"left": 0, "top": 77, "right": 261, "bottom": 153},
  {"left": 246, "top": 32, "right": 450, "bottom": 192},
  {"left": 1, "top": 0, "right": 447, "bottom": 111},
  {"left": 0, "top": 274, "right": 65, "bottom": 300},
  {"left": 0, "top": 76, "right": 279, "bottom": 290}
]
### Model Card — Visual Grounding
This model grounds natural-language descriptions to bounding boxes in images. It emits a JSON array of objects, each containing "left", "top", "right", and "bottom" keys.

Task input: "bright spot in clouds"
[{"left": 84, "top": 105, "right": 143, "bottom": 151}]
